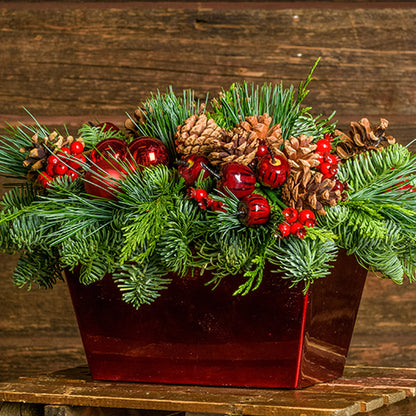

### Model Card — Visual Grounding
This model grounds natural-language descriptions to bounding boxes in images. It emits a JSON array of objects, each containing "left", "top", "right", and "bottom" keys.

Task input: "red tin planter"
[{"left": 65, "top": 250, "right": 367, "bottom": 388}]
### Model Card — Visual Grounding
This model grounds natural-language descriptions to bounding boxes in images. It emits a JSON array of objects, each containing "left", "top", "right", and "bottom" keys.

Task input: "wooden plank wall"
[{"left": 0, "top": 1, "right": 415, "bottom": 382}]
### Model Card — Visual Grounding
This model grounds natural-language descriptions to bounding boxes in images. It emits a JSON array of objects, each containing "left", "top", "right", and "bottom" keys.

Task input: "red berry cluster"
[
  {"left": 38, "top": 141, "right": 86, "bottom": 188},
  {"left": 316, "top": 133, "right": 340, "bottom": 179},
  {"left": 276, "top": 207, "right": 316, "bottom": 239},
  {"left": 187, "top": 188, "right": 226, "bottom": 212}
]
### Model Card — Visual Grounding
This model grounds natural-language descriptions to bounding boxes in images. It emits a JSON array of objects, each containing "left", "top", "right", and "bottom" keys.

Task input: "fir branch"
[
  {"left": 267, "top": 236, "right": 338, "bottom": 293},
  {"left": 132, "top": 88, "right": 203, "bottom": 159},
  {"left": 78, "top": 123, "right": 125, "bottom": 149},
  {"left": 112, "top": 260, "right": 171, "bottom": 309}
]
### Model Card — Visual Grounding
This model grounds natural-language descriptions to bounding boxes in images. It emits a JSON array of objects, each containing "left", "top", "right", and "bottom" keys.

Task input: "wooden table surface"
[{"left": 0, "top": 365, "right": 416, "bottom": 416}]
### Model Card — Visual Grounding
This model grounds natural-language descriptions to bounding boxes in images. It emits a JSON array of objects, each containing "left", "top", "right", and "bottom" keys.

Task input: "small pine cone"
[
  {"left": 124, "top": 108, "right": 147, "bottom": 138},
  {"left": 281, "top": 170, "right": 341, "bottom": 216},
  {"left": 175, "top": 114, "right": 223, "bottom": 157},
  {"left": 282, "top": 135, "right": 320, "bottom": 173},
  {"left": 336, "top": 118, "right": 396, "bottom": 160},
  {"left": 21, "top": 132, "right": 79, "bottom": 174}
]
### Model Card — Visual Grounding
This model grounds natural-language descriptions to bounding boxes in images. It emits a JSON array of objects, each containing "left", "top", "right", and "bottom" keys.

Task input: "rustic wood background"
[{"left": 0, "top": 1, "right": 415, "bottom": 384}]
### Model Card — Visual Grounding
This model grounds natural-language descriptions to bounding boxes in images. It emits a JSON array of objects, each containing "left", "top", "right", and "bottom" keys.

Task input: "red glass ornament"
[
  {"left": 91, "top": 138, "right": 127, "bottom": 164},
  {"left": 257, "top": 154, "right": 290, "bottom": 189},
  {"left": 218, "top": 162, "right": 256, "bottom": 199},
  {"left": 84, "top": 159, "right": 126, "bottom": 200},
  {"left": 178, "top": 154, "right": 210, "bottom": 186},
  {"left": 127, "top": 137, "right": 170, "bottom": 169},
  {"left": 238, "top": 194, "right": 271, "bottom": 227},
  {"left": 95, "top": 122, "right": 120, "bottom": 133},
  {"left": 65, "top": 249, "right": 367, "bottom": 388}
]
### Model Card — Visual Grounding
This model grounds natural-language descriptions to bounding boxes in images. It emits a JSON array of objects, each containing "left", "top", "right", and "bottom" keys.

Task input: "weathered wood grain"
[{"left": 0, "top": 3, "right": 415, "bottom": 143}]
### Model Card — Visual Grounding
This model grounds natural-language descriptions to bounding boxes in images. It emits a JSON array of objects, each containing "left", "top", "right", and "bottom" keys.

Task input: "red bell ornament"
[
  {"left": 127, "top": 137, "right": 170, "bottom": 169},
  {"left": 84, "top": 159, "right": 127, "bottom": 200},
  {"left": 218, "top": 162, "right": 256, "bottom": 199},
  {"left": 257, "top": 154, "right": 290, "bottom": 189},
  {"left": 91, "top": 138, "right": 128, "bottom": 163},
  {"left": 238, "top": 194, "right": 271, "bottom": 227}
]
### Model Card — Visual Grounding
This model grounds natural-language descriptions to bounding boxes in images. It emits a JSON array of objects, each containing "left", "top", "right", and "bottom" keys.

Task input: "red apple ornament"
[
  {"left": 238, "top": 194, "right": 271, "bottom": 227},
  {"left": 127, "top": 137, "right": 170, "bottom": 169},
  {"left": 218, "top": 162, "right": 256, "bottom": 199},
  {"left": 84, "top": 159, "right": 126, "bottom": 200},
  {"left": 257, "top": 154, "right": 290, "bottom": 189},
  {"left": 178, "top": 154, "right": 211, "bottom": 186}
]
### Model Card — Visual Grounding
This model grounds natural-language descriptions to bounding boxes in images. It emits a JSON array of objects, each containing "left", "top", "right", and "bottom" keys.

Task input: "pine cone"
[
  {"left": 281, "top": 170, "right": 341, "bottom": 216},
  {"left": 335, "top": 118, "right": 396, "bottom": 160},
  {"left": 124, "top": 108, "right": 147, "bottom": 138},
  {"left": 20, "top": 132, "right": 83, "bottom": 181},
  {"left": 281, "top": 135, "right": 320, "bottom": 173},
  {"left": 175, "top": 114, "right": 223, "bottom": 157}
]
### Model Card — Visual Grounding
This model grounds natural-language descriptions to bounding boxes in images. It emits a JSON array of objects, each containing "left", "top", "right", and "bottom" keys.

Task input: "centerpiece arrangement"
[{"left": 1, "top": 61, "right": 415, "bottom": 388}]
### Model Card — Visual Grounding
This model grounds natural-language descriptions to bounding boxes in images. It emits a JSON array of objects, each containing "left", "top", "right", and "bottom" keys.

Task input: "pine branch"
[{"left": 78, "top": 124, "right": 125, "bottom": 149}]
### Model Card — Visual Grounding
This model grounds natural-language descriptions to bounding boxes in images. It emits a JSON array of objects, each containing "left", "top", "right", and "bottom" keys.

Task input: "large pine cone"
[
  {"left": 281, "top": 170, "right": 341, "bottom": 216},
  {"left": 335, "top": 118, "right": 396, "bottom": 160},
  {"left": 281, "top": 135, "right": 320, "bottom": 173},
  {"left": 174, "top": 114, "right": 223, "bottom": 157}
]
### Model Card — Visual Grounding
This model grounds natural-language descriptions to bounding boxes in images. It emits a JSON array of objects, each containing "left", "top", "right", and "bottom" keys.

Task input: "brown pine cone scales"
[
  {"left": 335, "top": 118, "right": 396, "bottom": 160},
  {"left": 175, "top": 114, "right": 224, "bottom": 157},
  {"left": 281, "top": 170, "right": 341, "bottom": 216},
  {"left": 175, "top": 113, "right": 283, "bottom": 167},
  {"left": 21, "top": 131, "right": 82, "bottom": 176},
  {"left": 282, "top": 135, "right": 320, "bottom": 173},
  {"left": 124, "top": 108, "right": 147, "bottom": 138}
]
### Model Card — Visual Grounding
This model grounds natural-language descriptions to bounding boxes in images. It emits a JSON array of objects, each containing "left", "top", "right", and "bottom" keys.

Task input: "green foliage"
[
  {"left": 267, "top": 236, "right": 339, "bottom": 293},
  {"left": 78, "top": 123, "right": 125, "bottom": 149},
  {"left": 112, "top": 260, "right": 171, "bottom": 308},
  {"left": 210, "top": 58, "right": 327, "bottom": 140},
  {"left": 132, "top": 88, "right": 204, "bottom": 159}
]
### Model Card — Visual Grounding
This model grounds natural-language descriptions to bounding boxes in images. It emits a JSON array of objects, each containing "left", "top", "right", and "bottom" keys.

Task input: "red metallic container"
[{"left": 65, "top": 250, "right": 367, "bottom": 388}]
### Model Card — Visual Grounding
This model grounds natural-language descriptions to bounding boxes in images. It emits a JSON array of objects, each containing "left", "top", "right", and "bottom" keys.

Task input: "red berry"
[
  {"left": 194, "top": 188, "right": 208, "bottom": 202},
  {"left": 332, "top": 180, "right": 344, "bottom": 193},
  {"left": 316, "top": 139, "right": 331, "bottom": 155},
  {"left": 324, "top": 153, "right": 339, "bottom": 165},
  {"left": 47, "top": 154, "right": 59, "bottom": 165},
  {"left": 70, "top": 141, "right": 84, "bottom": 155},
  {"left": 257, "top": 154, "right": 290, "bottom": 189},
  {"left": 68, "top": 154, "right": 87, "bottom": 170},
  {"left": 329, "top": 164, "right": 339, "bottom": 176},
  {"left": 38, "top": 172, "right": 53, "bottom": 188},
  {"left": 66, "top": 169, "right": 79, "bottom": 181},
  {"left": 282, "top": 207, "right": 298, "bottom": 223},
  {"left": 54, "top": 163, "right": 68, "bottom": 175},
  {"left": 298, "top": 209, "right": 316, "bottom": 226},
  {"left": 238, "top": 194, "right": 271, "bottom": 227},
  {"left": 256, "top": 144, "right": 269, "bottom": 158},
  {"left": 304, "top": 219, "right": 317, "bottom": 228},
  {"left": 59, "top": 146, "right": 71, "bottom": 156},
  {"left": 324, "top": 133, "right": 333, "bottom": 142},
  {"left": 277, "top": 222, "right": 291, "bottom": 238},
  {"left": 46, "top": 164, "right": 55, "bottom": 177},
  {"left": 319, "top": 162, "right": 332, "bottom": 176},
  {"left": 290, "top": 222, "right": 306, "bottom": 238}
]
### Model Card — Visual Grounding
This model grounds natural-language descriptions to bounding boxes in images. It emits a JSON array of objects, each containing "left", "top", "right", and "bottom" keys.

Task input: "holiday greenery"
[{"left": 1, "top": 61, "right": 416, "bottom": 309}]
